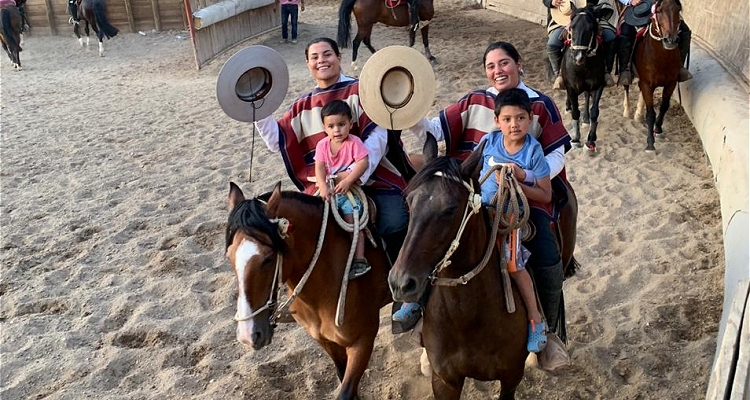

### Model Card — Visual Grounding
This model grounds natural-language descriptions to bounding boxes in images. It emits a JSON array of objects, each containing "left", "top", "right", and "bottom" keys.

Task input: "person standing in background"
[{"left": 280, "top": 0, "right": 304, "bottom": 44}]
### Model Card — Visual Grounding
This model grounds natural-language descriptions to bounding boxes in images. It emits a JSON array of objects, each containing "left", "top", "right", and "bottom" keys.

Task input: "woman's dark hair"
[
  {"left": 321, "top": 100, "right": 353, "bottom": 121},
  {"left": 494, "top": 88, "right": 532, "bottom": 116},
  {"left": 482, "top": 41, "right": 522, "bottom": 66},
  {"left": 305, "top": 37, "right": 341, "bottom": 60}
]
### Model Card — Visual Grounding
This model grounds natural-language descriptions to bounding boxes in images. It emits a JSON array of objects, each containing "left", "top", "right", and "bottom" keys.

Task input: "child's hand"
[
  {"left": 320, "top": 186, "right": 331, "bottom": 201},
  {"left": 507, "top": 163, "right": 524, "bottom": 181},
  {"left": 334, "top": 180, "right": 353, "bottom": 194}
]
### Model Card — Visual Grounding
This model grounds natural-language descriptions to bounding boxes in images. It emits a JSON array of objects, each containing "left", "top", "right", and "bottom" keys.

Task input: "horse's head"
[
  {"left": 653, "top": 0, "right": 682, "bottom": 50},
  {"left": 388, "top": 137, "right": 484, "bottom": 302},
  {"left": 226, "top": 182, "right": 288, "bottom": 350},
  {"left": 568, "top": 4, "right": 608, "bottom": 65}
]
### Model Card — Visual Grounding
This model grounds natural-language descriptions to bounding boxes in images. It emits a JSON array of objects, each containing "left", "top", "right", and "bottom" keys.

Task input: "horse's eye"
[{"left": 443, "top": 206, "right": 458, "bottom": 216}]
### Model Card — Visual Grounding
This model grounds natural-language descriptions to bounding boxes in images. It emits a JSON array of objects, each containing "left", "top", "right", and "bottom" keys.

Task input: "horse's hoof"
[
  {"left": 654, "top": 127, "right": 663, "bottom": 135},
  {"left": 571, "top": 140, "right": 582, "bottom": 148},
  {"left": 351, "top": 62, "right": 358, "bottom": 71},
  {"left": 428, "top": 56, "right": 438, "bottom": 65},
  {"left": 645, "top": 146, "right": 656, "bottom": 153}
]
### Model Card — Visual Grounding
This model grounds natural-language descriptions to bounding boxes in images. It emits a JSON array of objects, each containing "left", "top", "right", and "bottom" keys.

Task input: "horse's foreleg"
[
  {"left": 409, "top": 26, "right": 416, "bottom": 47},
  {"left": 639, "top": 84, "right": 657, "bottom": 152},
  {"left": 635, "top": 92, "right": 645, "bottom": 122},
  {"left": 97, "top": 29, "right": 105, "bottom": 57},
  {"left": 431, "top": 372, "right": 465, "bottom": 400},
  {"left": 586, "top": 88, "right": 604, "bottom": 152},
  {"left": 582, "top": 93, "right": 590, "bottom": 124},
  {"left": 336, "top": 340, "right": 374, "bottom": 400},
  {"left": 622, "top": 85, "right": 630, "bottom": 118},
  {"left": 567, "top": 91, "right": 582, "bottom": 147},
  {"left": 84, "top": 21, "right": 91, "bottom": 48},
  {"left": 420, "top": 25, "right": 436, "bottom": 64},
  {"left": 655, "top": 82, "right": 676, "bottom": 135}
]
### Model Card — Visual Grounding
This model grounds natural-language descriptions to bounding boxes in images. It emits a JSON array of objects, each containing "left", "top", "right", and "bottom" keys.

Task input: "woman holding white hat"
[
  {"left": 408, "top": 41, "right": 572, "bottom": 369},
  {"left": 252, "top": 37, "right": 423, "bottom": 328}
]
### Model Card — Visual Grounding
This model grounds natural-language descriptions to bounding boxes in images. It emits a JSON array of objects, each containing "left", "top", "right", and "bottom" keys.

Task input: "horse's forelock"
[
  {"left": 406, "top": 156, "right": 466, "bottom": 199},
  {"left": 225, "top": 199, "right": 288, "bottom": 254}
]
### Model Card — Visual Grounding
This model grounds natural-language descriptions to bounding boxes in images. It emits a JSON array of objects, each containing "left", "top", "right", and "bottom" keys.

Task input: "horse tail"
[
  {"left": 92, "top": 0, "right": 118, "bottom": 38},
  {"left": 337, "top": 0, "right": 356, "bottom": 49},
  {"left": 1, "top": 9, "right": 20, "bottom": 51}
]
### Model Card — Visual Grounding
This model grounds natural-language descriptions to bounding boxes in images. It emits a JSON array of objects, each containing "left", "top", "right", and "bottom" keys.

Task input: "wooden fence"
[{"left": 23, "top": 0, "right": 187, "bottom": 35}]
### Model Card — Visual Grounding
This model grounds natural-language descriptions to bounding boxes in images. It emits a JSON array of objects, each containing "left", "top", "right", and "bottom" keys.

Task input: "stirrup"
[
  {"left": 617, "top": 70, "right": 632, "bottom": 86},
  {"left": 677, "top": 67, "right": 693, "bottom": 82},
  {"left": 553, "top": 76, "right": 565, "bottom": 90},
  {"left": 604, "top": 73, "right": 615, "bottom": 87}
]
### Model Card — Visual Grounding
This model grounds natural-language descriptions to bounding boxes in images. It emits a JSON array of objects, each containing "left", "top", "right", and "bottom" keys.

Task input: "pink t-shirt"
[
  {"left": 279, "top": 0, "right": 300, "bottom": 5},
  {"left": 314, "top": 135, "right": 369, "bottom": 176}
]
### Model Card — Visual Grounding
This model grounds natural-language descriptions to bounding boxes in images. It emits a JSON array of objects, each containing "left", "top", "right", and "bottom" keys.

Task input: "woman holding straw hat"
[{"left": 407, "top": 41, "right": 572, "bottom": 370}]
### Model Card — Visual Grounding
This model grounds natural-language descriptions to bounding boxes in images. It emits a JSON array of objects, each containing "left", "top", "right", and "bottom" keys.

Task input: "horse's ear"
[
  {"left": 228, "top": 182, "right": 245, "bottom": 211},
  {"left": 460, "top": 141, "right": 486, "bottom": 181},
  {"left": 266, "top": 182, "right": 283, "bottom": 217},
  {"left": 570, "top": 2, "right": 578, "bottom": 14},
  {"left": 423, "top": 132, "right": 438, "bottom": 164}
]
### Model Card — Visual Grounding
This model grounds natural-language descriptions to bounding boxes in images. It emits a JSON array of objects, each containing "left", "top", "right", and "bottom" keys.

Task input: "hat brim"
[
  {"left": 623, "top": 1, "right": 654, "bottom": 27},
  {"left": 216, "top": 46, "right": 289, "bottom": 123},
  {"left": 359, "top": 46, "right": 436, "bottom": 131},
  {"left": 550, "top": 0, "right": 589, "bottom": 27}
]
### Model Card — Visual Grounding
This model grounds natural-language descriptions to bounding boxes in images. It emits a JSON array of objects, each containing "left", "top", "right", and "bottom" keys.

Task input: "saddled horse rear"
[
  {"left": 225, "top": 182, "right": 392, "bottom": 400},
  {"left": 337, "top": 0, "right": 436, "bottom": 69},
  {"left": 67, "top": 0, "right": 118, "bottom": 57},
  {"left": 0, "top": 1, "right": 22, "bottom": 70}
]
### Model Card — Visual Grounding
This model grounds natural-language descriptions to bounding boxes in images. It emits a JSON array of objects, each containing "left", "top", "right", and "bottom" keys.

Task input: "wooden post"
[
  {"left": 43, "top": 0, "right": 56, "bottom": 35},
  {"left": 151, "top": 0, "right": 162, "bottom": 31},
  {"left": 123, "top": 0, "right": 136, "bottom": 32}
]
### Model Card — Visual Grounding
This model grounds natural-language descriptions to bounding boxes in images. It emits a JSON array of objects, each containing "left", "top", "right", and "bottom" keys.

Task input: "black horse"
[
  {"left": 561, "top": 3, "right": 613, "bottom": 152},
  {"left": 0, "top": 3, "right": 22, "bottom": 70},
  {"left": 67, "top": 0, "right": 118, "bottom": 57}
]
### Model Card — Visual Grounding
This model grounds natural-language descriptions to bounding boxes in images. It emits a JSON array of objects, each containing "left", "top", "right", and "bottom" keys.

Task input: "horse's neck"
[{"left": 276, "top": 199, "right": 326, "bottom": 288}]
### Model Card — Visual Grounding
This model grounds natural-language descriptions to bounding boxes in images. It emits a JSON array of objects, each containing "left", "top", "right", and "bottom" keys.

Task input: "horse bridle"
[{"left": 567, "top": 11, "right": 599, "bottom": 57}]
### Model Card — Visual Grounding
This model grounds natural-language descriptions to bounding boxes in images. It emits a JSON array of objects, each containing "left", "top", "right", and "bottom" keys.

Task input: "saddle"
[{"left": 384, "top": 0, "right": 406, "bottom": 9}]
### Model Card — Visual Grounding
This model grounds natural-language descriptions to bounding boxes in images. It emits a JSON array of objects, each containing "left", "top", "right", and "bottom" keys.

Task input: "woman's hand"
[{"left": 552, "top": 0, "right": 563, "bottom": 7}]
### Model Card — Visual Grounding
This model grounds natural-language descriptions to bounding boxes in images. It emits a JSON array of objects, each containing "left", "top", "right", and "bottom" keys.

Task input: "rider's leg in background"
[
  {"left": 407, "top": 0, "right": 420, "bottom": 30},
  {"left": 616, "top": 23, "right": 635, "bottom": 85},
  {"left": 677, "top": 20, "right": 693, "bottom": 82},
  {"left": 600, "top": 28, "right": 617, "bottom": 87},
  {"left": 546, "top": 27, "right": 566, "bottom": 90}
]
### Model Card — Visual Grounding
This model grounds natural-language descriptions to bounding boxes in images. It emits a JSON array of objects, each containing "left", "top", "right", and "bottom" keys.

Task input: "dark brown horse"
[
  {"left": 337, "top": 0, "right": 436, "bottom": 69},
  {"left": 226, "top": 182, "right": 392, "bottom": 400},
  {"left": 67, "top": 0, "right": 118, "bottom": 57},
  {"left": 388, "top": 140, "right": 578, "bottom": 399},
  {"left": 622, "top": 0, "right": 683, "bottom": 152},
  {"left": 0, "top": 3, "right": 22, "bottom": 70}
]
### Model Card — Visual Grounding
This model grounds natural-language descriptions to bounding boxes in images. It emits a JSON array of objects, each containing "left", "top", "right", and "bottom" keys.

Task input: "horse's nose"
[
  {"left": 662, "top": 36, "right": 679, "bottom": 50},
  {"left": 388, "top": 267, "right": 421, "bottom": 303}
]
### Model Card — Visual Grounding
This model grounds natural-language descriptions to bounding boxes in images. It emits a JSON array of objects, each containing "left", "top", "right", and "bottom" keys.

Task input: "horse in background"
[
  {"left": 226, "top": 182, "right": 393, "bottom": 400},
  {"left": 388, "top": 138, "right": 579, "bottom": 399},
  {"left": 561, "top": 3, "right": 614, "bottom": 152},
  {"left": 622, "top": 0, "right": 683, "bottom": 152},
  {"left": 0, "top": 2, "right": 22, "bottom": 70},
  {"left": 337, "top": 0, "right": 436, "bottom": 69},
  {"left": 67, "top": 0, "right": 118, "bottom": 57}
]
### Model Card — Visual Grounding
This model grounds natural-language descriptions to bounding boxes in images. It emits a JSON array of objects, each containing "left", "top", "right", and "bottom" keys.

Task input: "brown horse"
[
  {"left": 0, "top": 3, "right": 22, "bottom": 70},
  {"left": 337, "top": 0, "right": 436, "bottom": 69},
  {"left": 67, "top": 0, "right": 118, "bottom": 57},
  {"left": 622, "top": 0, "right": 683, "bottom": 152},
  {"left": 388, "top": 139, "right": 578, "bottom": 399},
  {"left": 226, "top": 182, "right": 392, "bottom": 400}
]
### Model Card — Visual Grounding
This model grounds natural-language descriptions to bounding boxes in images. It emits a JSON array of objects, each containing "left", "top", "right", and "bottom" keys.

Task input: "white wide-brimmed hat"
[
  {"left": 358, "top": 46, "right": 436, "bottom": 131},
  {"left": 216, "top": 45, "right": 289, "bottom": 122},
  {"left": 550, "top": 0, "right": 587, "bottom": 27}
]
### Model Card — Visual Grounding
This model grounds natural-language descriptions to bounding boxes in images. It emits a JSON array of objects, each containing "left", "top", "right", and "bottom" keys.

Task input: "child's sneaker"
[
  {"left": 392, "top": 302, "right": 421, "bottom": 322},
  {"left": 527, "top": 320, "right": 548, "bottom": 353},
  {"left": 349, "top": 259, "right": 370, "bottom": 279}
]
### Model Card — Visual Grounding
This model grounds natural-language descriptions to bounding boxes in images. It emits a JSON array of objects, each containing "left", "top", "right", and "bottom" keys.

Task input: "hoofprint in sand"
[{"left": 1, "top": 0, "right": 723, "bottom": 398}]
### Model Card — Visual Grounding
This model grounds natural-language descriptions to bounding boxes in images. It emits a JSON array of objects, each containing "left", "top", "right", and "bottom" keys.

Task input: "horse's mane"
[
  {"left": 226, "top": 191, "right": 322, "bottom": 252},
  {"left": 406, "top": 156, "right": 467, "bottom": 198}
]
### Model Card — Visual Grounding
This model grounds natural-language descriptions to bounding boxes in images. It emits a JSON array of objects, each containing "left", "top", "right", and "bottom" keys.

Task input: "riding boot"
[
  {"left": 547, "top": 49, "right": 565, "bottom": 91},
  {"left": 407, "top": 0, "right": 420, "bottom": 31},
  {"left": 616, "top": 36, "right": 633, "bottom": 86},
  {"left": 677, "top": 27, "right": 693, "bottom": 82},
  {"left": 532, "top": 260, "right": 564, "bottom": 336},
  {"left": 601, "top": 40, "right": 616, "bottom": 87}
]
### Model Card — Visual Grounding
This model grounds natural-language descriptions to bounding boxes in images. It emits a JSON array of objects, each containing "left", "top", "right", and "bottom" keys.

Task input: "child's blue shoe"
[
  {"left": 392, "top": 302, "right": 422, "bottom": 323},
  {"left": 527, "top": 320, "right": 548, "bottom": 353}
]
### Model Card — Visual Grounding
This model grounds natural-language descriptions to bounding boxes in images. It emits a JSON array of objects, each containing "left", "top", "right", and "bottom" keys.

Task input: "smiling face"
[
  {"left": 494, "top": 105, "right": 531, "bottom": 146},
  {"left": 306, "top": 41, "right": 342, "bottom": 88},
  {"left": 484, "top": 48, "right": 522, "bottom": 93}
]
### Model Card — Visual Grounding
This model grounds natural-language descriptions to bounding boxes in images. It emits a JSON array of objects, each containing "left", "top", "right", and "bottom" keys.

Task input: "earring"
[{"left": 519, "top": 69, "right": 525, "bottom": 77}]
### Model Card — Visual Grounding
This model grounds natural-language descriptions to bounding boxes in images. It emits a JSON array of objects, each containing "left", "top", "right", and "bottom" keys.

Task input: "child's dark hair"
[
  {"left": 321, "top": 100, "right": 353, "bottom": 121},
  {"left": 494, "top": 88, "right": 532, "bottom": 116}
]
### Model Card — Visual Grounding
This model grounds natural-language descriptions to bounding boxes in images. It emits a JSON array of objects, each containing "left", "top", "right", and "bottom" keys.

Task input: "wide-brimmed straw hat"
[
  {"left": 358, "top": 46, "right": 436, "bottom": 130},
  {"left": 623, "top": 0, "right": 654, "bottom": 27},
  {"left": 550, "top": 0, "right": 587, "bottom": 27},
  {"left": 216, "top": 45, "right": 289, "bottom": 122}
]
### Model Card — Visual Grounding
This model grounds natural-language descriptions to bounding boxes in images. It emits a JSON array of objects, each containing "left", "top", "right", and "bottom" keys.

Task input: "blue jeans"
[
  {"left": 335, "top": 193, "right": 363, "bottom": 216},
  {"left": 369, "top": 192, "right": 408, "bottom": 237},
  {"left": 547, "top": 26, "right": 565, "bottom": 53},
  {"left": 522, "top": 208, "right": 563, "bottom": 332},
  {"left": 281, "top": 4, "right": 298, "bottom": 40}
]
